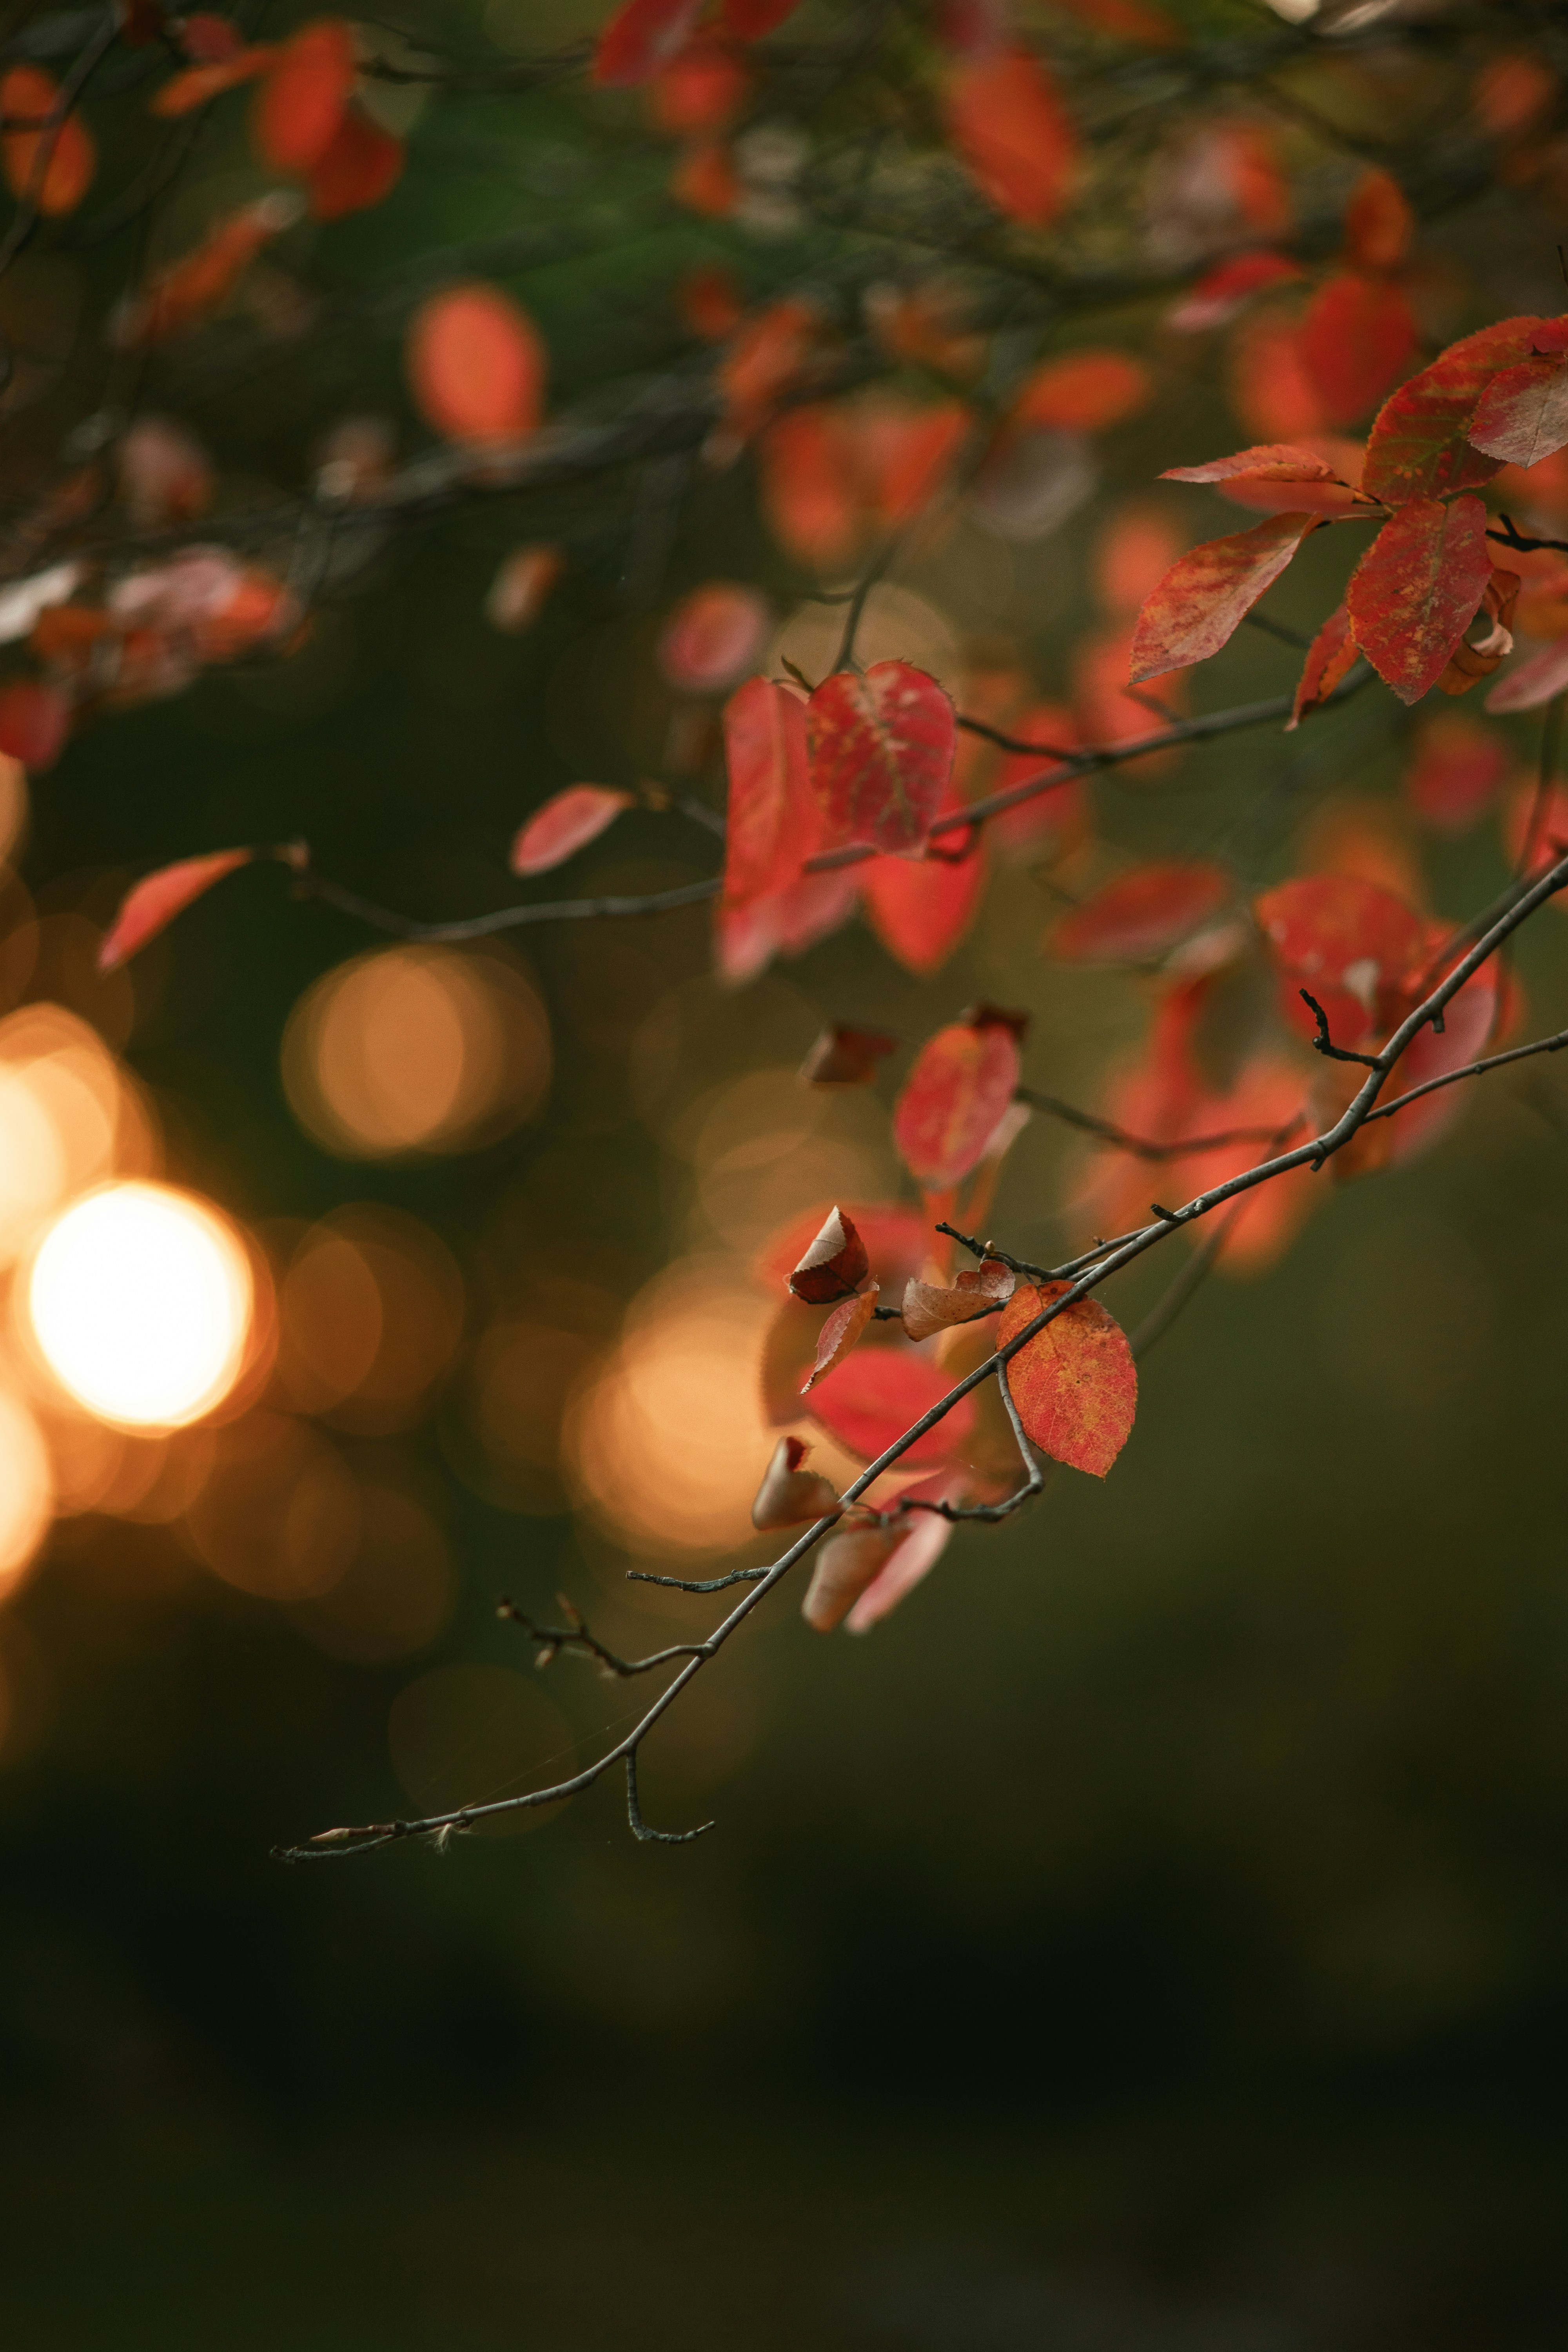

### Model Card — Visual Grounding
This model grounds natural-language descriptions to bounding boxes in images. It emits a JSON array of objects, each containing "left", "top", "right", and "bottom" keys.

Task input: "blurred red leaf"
[
  {"left": 307, "top": 105, "right": 403, "bottom": 219},
  {"left": 717, "top": 298, "right": 822, "bottom": 441},
  {"left": 1255, "top": 873, "right": 1425, "bottom": 1044},
  {"left": 1052, "top": 862, "right": 1230, "bottom": 962},
  {"left": 510, "top": 785, "right": 633, "bottom": 876},
  {"left": 1166, "top": 250, "right": 1302, "bottom": 334},
  {"left": 1095, "top": 508, "right": 1185, "bottom": 617},
  {"left": 1405, "top": 714, "right": 1509, "bottom": 832},
  {"left": 594, "top": 0, "right": 703, "bottom": 85},
  {"left": 1129, "top": 511, "right": 1318, "bottom": 684},
  {"left": 721, "top": 0, "right": 800, "bottom": 30},
  {"left": 1361, "top": 316, "right": 1555, "bottom": 504},
  {"left": 807, "top": 661, "right": 955, "bottom": 853},
  {"left": 861, "top": 782, "right": 985, "bottom": 975},
  {"left": 0, "top": 679, "right": 69, "bottom": 768},
  {"left": 1343, "top": 168, "right": 1414, "bottom": 272},
  {"left": 252, "top": 18, "right": 354, "bottom": 171},
  {"left": 801, "top": 1283, "right": 880, "bottom": 1394},
  {"left": 1054, "top": 0, "right": 1182, "bottom": 43},
  {"left": 943, "top": 46, "right": 1078, "bottom": 228},
  {"left": 751, "top": 1434, "right": 839, "bottom": 1530},
  {"left": 0, "top": 65, "right": 94, "bottom": 214},
  {"left": 659, "top": 582, "right": 771, "bottom": 693},
  {"left": 804, "top": 1346, "right": 976, "bottom": 1470},
  {"left": 1162, "top": 440, "right": 1362, "bottom": 518},
  {"left": 838, "top": 1508, "right": 954, "bottom": 1635},
  {"left": 1486, "top": 630, "right": 1568, "bottom": 712},
  {"left": 650, "top": 36, "right": 750, "bottom": 134},
  {"left": 1346, "top": 494, "right": 1493, "bottom": 705},
  {"left": 151, "top": 48, "right": 274, "bottom": 117},
  {"left": 1011, "top": 350, "right": 1149, "bottom": 432},
  {"left": 789, "top": 1206, "right": 871, "bottom": 1304},
  {"left": 406, "top": 285, "right": 545, "bottom": 443},
  {"left": 722, "top": 674, "right": 812, "bottom": 906},
  {"left": 799, "top": 1024, "right": 899, "bottom": 1086},
  {"left": 485, "top": 544, "right": 564, "bottom": 634},
  {"left": 1228, "top": 312, "right": 1327, "bottom": 443},
  {"left": 856, "top": 394, "right": 970, "bottom": 525},
  {"left": 1298, "top": 274, "right": 1417, "bottom": 428},
  {"left": 100, "top": 848, "right": 252, "bottom": 971},
  {"left": 670, "top": 137, "right": 737, "bottom": 216},
  {"left": 183, "top": 13, "right": 247, "bottom": 62},
  {"left": 676, "top": 263, "right": 743, "bottom": 341},
  {"left": 902, "top": 1259, "right": 1014, "bottom": 1342},
  {"left": 1477, "top": 53, "right": 1557, "bottom": 139},
  {"left": 996, "top": 1280, "right": 1136, "bottom": 1477},
  {"left": 893, "top": 1009, "right": 1027, "bottom": 1191},
  {"left": 757, "top": 407, "right": 864, "bottom": 569},
  {"left": 114, "top": 196, "right": 294, "bottom": 347},
  {"left": 1287, "top": 601, "right": 1357, "bottom": 728}
]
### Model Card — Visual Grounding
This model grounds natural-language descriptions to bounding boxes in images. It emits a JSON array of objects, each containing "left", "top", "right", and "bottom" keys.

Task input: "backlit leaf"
[
  {"left": 804, "top": 1346, "right": 976, "bottom": 1469},
  {"left": 1051, "top": 861, "right": 1230, "bottom": 962},
  {"left": 406, "top": 285, "right": 545, "bottom": 444},
  {"left": 788, "top": 1206, "right": 870, "bottom": 1305},
  {"left": 0, "top": 680, "right": 69, "bottom": 768},
  {"left": 1166, "top": 250, "right": 1301, "bottom": 334},
  {"left": 112, "top": 196, "right": 296, "bottom": 347},
  {"left": 996, "top": 1280, "right": 1136, "bottom": 1477},
  {"left": 943, "top": 46, "right": 1078, "bottom": 228},
  {"left": 807, "top": 661, "right": 955, "bottom": 854},
  {"left": 1254, "top": 872, "right": 1425, "bottom": 1044},
  {"left": 1468, "top": 353, "right": 1568, "bottom": 467},
  {"left": 509, "top": 785, "right": 633, "bottom": 877},
  {"left": 1161, "top": 441, "right": 1362, "bottom": 519},
  {"left": 840, "top": 1510, "right": 954, "bottom": 1635},
  {"left": 757, "top": 407, "right": 864, "bottom": 569},
  {"left": 0, "top": 64, "right": 94, "bottom": 215},
  {"left": 658, "top": 582, "right": 771, "bottom": 693},
  {"left": 801, "top": 1284, "right": 880, "bottom": 1394},
  {"left": 1343, "top": 168, "right": 1414, "bottom": 272},
  {"left": 593, "top": 0, "right": 703, "bottom": 85},
  {"left": 307, "top": 104, "right": 403, "bottom": 220},
  {"left": 1361, "top": 316, "right": 1556, "bottom": 504},
  {"left": 902, "top": 1259, "right": 1014, "bottom": 1342},
  {"left": 861, "top": 784, "right": 985, "bottom": 975},
  {"left": 751, "top": 1435, "right": 839, "bottom": 1530},
  {"left": 1485, "top": 630, "right": 1568, "bottom": 713},
  {"left": 1129, "top": 511, "right": 1318, "bottom": 684},
  {"left": 1346, "top": 494, "right": 1493, "bottom": 705},
  {"left": 1405, "top": 714, "right": 1509, "bottom": 832},
  {"left": 1436, "top": 564, "right": 1519, "bottom": 696},
  {"left": 99, "top": 848, "right": 252, "bottom": 971},
  {"left": 1298, "top": 273, "right": 1417, "bottom": 427},
  {"left": 1011, "top": 350, "right": 1149, "bottom": 433},
  {"left": 722, "top": 675, "right": 811, "bottom": 906},
  {"left": 893, "top": 1008, "right": 1027, "bottom": 1191},
  {"left": 252, "top": 18, "right": 354, "bottom": 171},
  {"left": 1287, "top": 601, "right": 1357, "bottom": 728}
]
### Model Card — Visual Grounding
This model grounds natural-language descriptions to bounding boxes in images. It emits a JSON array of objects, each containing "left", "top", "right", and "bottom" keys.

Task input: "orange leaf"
[
  {"left": 861, "top": 775, "right": 984, "bottom": 975},
  {"left": 99, "top": 849, "right": 252, "bottom": 971},
  {"left": 1051, "top": 861, "right": 1230, "bottom": 962},
  {"left": 1287, "top": 601, "right": 1357, "bottom": 728},
  {"left": 757, "top": 407, "right": 865, "bottom": 569},
  {"left": 1298, "top": 273, "right": 1417, "bottom": 428},
  {"left": 1129, "top": 512, "right": 1318, "bottom": 684},
  {"left": 717, "top": 297, "right": 822, "bottom": 441},
  {"left": 788, "top": 1206, "right": 870, "bottom": 1305},
  {"left": 113, "top": 196, "right": 293, "bottom": 347},
  {"left": 0, "top": 65, "right": 94, "bottom": 214},
  {"left": 1254, "top": 873, "right": 1425, "bottom": 1045},
  {"left": 893, "top": 1009, "right": 1027, "bottom": 1191},
  {"left": 1162, "top": 441, "right": 1361, "bottom": 519},
  {"left": 649, "top": 36, "right": 751, "bottom": 135},
  {"left": 1405, "top": 713, "right": 1509, "bottom": 832},
  {"left": 803, "top": 1346, "right": 976, "bottom": 1470},
  {"left": 801, "top": 1283, "right": 880, "bottom": 1394},
  {"left": 1166, "top": 250, "right": 1301, "bottom": 334},
  {"left": 151, "top": 49, "right": 275, "bottom": 118},
  {"left": 996, "top": 1281, "right": 1136, "bottom": 1477},
  {"left": 307, "top": 103, "right": 403, "bottom": 220},
  {"left": 1343, "top": 168, "right": 1414, "bottom": 272},
  {"left": 943, "top": 46, "right": 1078, "bottom": 229},
  {"left": 1011, "top": 350, "right": 1149, "bottom": 433},
  {"left": 676, "top": 263, "right": 743, "bottom": 341},
  {"left": 252, "top": 18, "right": 355, "bottom": 171},
  {"left": 509, "top": 785, "right": 632, "bottom": 877},
  {"left": 1360, "top": 316, "right": 1557, "bottom": 505},
  {"left": 721, "top": 674, "right": 813, "bottom": 907},
  {"left": 658, "top": 582, "right": 771, "bottom": 693},
  {"left": 1345, "top": 494, "right": 1494, "bottom": 705},
  {"left": 485, "top": 544, "right": 564, "bottom": 634},
  {"left": 751, "top": 1435, "right": 839, "bottom": 1530},
  {"left": 902, "top": 1259, "right": 1014, "bottom": 1342},
  {"left": 670, "top": 137, "right": 737, "bottom": 217},
  {"left": 406, "top": 285, "right": 546, "bottom": 444},
  {"left": 806, "top": 661, "right": 955, "bottom": 854}
]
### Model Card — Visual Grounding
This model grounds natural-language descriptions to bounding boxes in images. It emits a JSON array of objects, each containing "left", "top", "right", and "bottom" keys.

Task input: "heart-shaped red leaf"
[{"left": 806, "top": 660, "right": 955, "bottom": 853}]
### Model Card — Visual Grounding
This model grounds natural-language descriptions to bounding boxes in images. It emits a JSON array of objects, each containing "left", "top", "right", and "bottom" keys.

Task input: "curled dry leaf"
[
  {"left": 750, "top": 1434, "right": 839, "bottom": 1530},
  {"left": 893, "top": 1008, "right": 1027, "bottom": 1192},
  {"left": 788, "top": 1206, "right": 870, "bottom": 1304},
  {"left": 901, "top": 1259, "right": 1014, "bottom": 1342},
  {"left": 510, "top": 785, "right": 633, "bottom": 877},
  {"left": 806, "top": 661, "right": 956, "bottom": 855},
  {"left": 1346, "top": 494, "right": 1494, "bottom": 705},
  {"left": 754, "top": 1201, "right": 929, "bottom": 1294},
  {"left": 801, "top": 1283, "right": 880, "bottom": 1394},
  {"left": 406, "top": 285, "right": 546, "bottom": 445},
  {"left": 798, "top": 1024, "right": 898, "bottom": 1085},
  {"left": 996, "top": 1280, "right": 1136, "bottom": 1478},
  {"left": 1437, "top": 565, "right": 1519, "bottom": 696},
  {"left": 99, "top": 848, "right": 253, "bottom": 972},
  {"left": 1129, "top": 512, "right": 1318, "bottom": 684}
]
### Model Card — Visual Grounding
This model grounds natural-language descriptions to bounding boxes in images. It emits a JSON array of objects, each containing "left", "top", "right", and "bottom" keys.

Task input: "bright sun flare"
[{"left": 28, "top": 1182, "right": 253, "bottom": 1428}]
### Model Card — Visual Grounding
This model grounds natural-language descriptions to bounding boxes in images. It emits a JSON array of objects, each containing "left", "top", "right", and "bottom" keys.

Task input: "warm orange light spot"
[
  {"left": 281, "top": 944, "right": 550, "bottom": 1158},
  {"left": 27, "top": 1181, "right": 252, "bottom": 1428},
  {"left": 0, "top": 1388, "right": 51, "bottom": 1599},
  {"left": 272, "top": 1205, "right": 465, "bottom": 1433}
]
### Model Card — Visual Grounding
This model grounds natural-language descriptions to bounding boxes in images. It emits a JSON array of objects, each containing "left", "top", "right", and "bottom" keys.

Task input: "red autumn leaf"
[
  {"left": 1485, "top": 630, "right": 1568, "bottom": 713},
  {"left": 996, "top": 1280, "right": 1136, "bottom": 1477},
  {"left": 1345, "top": 494, "right": 1493, "bottom": 706},
  {"left": 983, "top": 696, "right": 1087, "bottom": 859},
  {"left": 713, "top": 863, "right": 859, "bottom": 986},
  {"left": 99, "top": 848, "right": 252, "bottom": 971},
  {"left": 658, "top": 582, "right": 771, "bottom": 693},
  {"left": 1468, "top": 353, "right": 1568, "bottom": 467},
  {"left": 151, "top": 48, "right": 275, "bottom": 117},
  {"left": 676, "top": 263, "right": 743, "bottom": 341},
  {"left": 1343, "top": 168, "right": 1415, "bottom": 272},
  {"left": 649, "top": 37, "right": 751, "bottom": 135},
  {"left": 1476, "top": 53, "right": 1557, "bottom": 139},
  {"left": 183, "top": 14, "right": 247, "bottom": 63},
  {"left": 801, "top": 1526, "right": 899, "bottom": 1633},
  {"left": 1228, "top": 312, "right": 1328, "bottom": 443},
  {"left": 893, "top": 1009, "right": 1027, "bottom": 1191},
  {"left": 113, "top": 196, "right": 294, "bottom": 348},
  {"left": 252, "top": 18, "right": 354, "bottom": 171},
  {"left": 1011, "top": 350, "right": 1150, "bottom": 433},
  {"left": 406, "top": 285, "right": 546, "bottom": 444},
  {"left": 1051, "top": 862, "right": 1231, "bottom": 963},
  {"left": 717, "top": 298, "right": 822, "bottom": 440},
  {"left": 0, "top": 680, "right": 69, "bottom": 768},
  {"left": 1166, "top": 250, "right": 1302, "bottom": 334},
  {"left": 1405, "top": 714, "right": 1509, "bottom": 833},
  {"left": 838, "top": 1508, "right": 954, "bottom": 1636},
  {"left": 902, "top": 1259, "right": 1014, "bottom": 1343},
  {"left": 1287, "top": 601, "right": 1357, "bottom": 728},
  {"left": 1076, "top": 626, "right": 1186, "bottom": 759},
  {"left": 593, "top": 0, "right": 702, "bottom": 85},
  {"left": 1360, "top": 316, "right": 1558, "bottom": 505},
  {"left": 1298, "top": 274, "right": 1417, "bottom": 428},
  {"left": 788, "top": 1206, "right": 871, "bottom": 1304},
  {"left": 721, "top": 674, "right": 813, "bottom": 907},
  {"left": 799, "top": 1024, "right": 898, "bottom": 1085},
  {"left": 943, "top": 46, "right": 1078, "bottom": 229},
  {"left": 1254, "top": 873, "right": 1425, "bottom": 1044},
  {"left": 754, "top": 1203, "right": 930, "bottom": 1296},
  {"left": 509, "top": 785, "right": 633, "bottom": 877},
  {"left": 721, "top": 0, "right": 800, "bottom": 31},
  {"left": 1053, "top": 0, "right": 1182, "bottom": 44},
  {"left": 804, "top": 1346, "right": 976, "bottom": 1470},
  {"left": 861, "top": 780, "right": 985, "bottom": 976},
  {"left": 670, "top": 138, "right": 737, "bottom": 217},
  {"left": 855, "top": 395, "right": 970, "bottom": 526},
  {"left": 801, "top": 1283, "right": 880, "bottom": 1394},
  {"left": 307, "top": 105, "right": 403, "bottom": 220},
  {"left": 751, "top": 1434, "right": 839, "bottom": 1530},
  {"left": 806, "top": 662, "right": 955, "bottom": 855},
  {"left": 485, "top": 544, "right": 564, "bottom": 634},
  {"left": 1095, "top": 508, "right": 1185, "bottom": 616},
  {"left": 0, "top": 65, "right": 94, "bottom": 214},
  {"left": 1129, "top": 512, "right": 1318, "bottom": 684},
  {"left": 1161, "top": 441, "right": 1363, "bottom": 519},
  {"left": 757, "top": 407, "right": 864, "bottom": 570}
]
